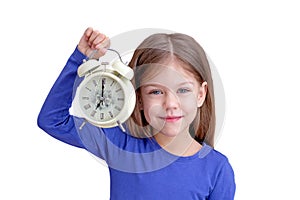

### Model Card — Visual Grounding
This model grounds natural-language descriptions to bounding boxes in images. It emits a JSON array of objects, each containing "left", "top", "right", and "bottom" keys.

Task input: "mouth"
[{"left": 159, "top": 116, "right": 183, "bottom": 123}]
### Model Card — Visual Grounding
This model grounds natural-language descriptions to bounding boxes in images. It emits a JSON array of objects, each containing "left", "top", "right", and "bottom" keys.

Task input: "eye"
[
  {"left": 149, "top": 89, "right": 163, "bottom": 95},
  {"left": 177, "top": 88, "right": 191, "bottom": 94}
]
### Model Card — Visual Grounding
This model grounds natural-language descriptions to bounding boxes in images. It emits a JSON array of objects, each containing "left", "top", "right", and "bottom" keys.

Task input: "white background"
[{"left": 1, "top": 0, "right": 299, "bottom": 199}]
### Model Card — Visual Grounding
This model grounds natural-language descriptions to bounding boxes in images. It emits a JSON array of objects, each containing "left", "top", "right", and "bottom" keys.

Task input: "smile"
[{"left": 160, "top": 116, "right": 183, "bottom": 123}]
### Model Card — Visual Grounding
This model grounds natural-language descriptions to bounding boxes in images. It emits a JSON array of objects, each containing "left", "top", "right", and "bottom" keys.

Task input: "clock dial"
[{"left": 79, "top": 74, "right": 125, "bottom": 123}]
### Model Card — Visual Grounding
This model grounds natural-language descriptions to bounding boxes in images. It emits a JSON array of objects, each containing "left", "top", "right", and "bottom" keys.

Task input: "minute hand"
[{"left": 101, "top": 78, "right": 105, "bottom": 105}]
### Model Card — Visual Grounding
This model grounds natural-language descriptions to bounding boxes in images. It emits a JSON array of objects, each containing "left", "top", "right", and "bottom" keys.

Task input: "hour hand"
[
  {"left": 95, "top": 94, "right": 102, "bottom": 110},
  {"left": 95, "top": 99, "right": 100, "bottom": 110}
]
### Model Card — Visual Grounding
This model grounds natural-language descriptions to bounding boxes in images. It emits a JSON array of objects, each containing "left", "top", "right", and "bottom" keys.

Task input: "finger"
[
  {"left": 93, "top": 37, "right": 110, "bottom": 57},
  {"left": 78, "top": 27, "right": 94, "bottom": 55},
  {"left": 79, "top": 27, "right": 93, "bottom": 44},
  {"left": 84, "top": 27, "right": 93, "bottom": 38},
  {"left": 95, "top": 37, "right": 110, "bottom": 49},
  {"left": 92, "top": 33, "right": 107, "bottom": 48},
  {"left": 88, "top": 30, "right": 103, "bottom": 47}
]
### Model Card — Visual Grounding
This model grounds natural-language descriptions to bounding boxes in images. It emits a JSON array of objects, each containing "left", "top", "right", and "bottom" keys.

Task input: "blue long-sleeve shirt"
[{"left": 37, "top": 47, "right": 236, "bottom": 200}]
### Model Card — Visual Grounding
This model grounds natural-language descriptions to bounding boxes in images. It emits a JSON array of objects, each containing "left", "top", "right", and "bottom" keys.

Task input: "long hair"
[{"left": 126, "top": 33, "right": 216, "bottom": 147}]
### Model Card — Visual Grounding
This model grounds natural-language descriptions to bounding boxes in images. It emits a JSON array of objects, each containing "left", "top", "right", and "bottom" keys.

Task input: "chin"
[
  {"left": 158, "top": 126, "right": 183, "bottom": 137},
  {"left": 150, "top": 119, "right": 188, "bottom": 137}
]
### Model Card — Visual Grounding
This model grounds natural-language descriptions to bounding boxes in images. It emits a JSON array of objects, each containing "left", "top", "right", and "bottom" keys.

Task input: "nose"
[{"left": 163, "top": 91, "right": 180, "bottom": 110}]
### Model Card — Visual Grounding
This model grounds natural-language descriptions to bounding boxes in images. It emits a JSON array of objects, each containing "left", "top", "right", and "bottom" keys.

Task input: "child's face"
[{"left": 139, "top": 61, "right": 207, "bottom": 138}]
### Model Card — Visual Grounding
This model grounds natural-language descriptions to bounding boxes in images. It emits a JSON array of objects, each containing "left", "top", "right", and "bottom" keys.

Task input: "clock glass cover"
[{"left": 78, "top": 73, "right": 125, "bottom": 124}]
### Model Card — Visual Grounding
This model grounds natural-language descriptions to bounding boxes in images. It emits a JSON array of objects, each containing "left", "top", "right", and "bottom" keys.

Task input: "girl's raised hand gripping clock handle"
[{"left": 78, "top": 27, "right": 110, "bottom": 59}]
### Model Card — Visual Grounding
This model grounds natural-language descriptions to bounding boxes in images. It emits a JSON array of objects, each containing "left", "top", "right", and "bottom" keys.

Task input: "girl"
[{"left": 38, "top": 27, "right": 235, "bottom": 199}]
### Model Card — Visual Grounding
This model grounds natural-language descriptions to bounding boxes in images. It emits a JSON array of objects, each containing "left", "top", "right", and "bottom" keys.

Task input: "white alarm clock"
[{"left": 71, "top": 53, "right": 136, "bottom": 132}]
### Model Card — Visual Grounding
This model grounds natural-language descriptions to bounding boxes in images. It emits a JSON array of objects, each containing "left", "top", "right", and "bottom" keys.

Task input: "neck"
[{"left": 154, "top": 131, "right": 202, "bottom": 157}]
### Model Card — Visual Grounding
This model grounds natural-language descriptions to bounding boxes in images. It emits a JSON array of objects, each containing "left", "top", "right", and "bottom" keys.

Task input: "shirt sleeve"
[
  {"left": 208, "top": 158, "right": 236, "bottom": 200},
  {"left": 36, "top": 47, "right": 148, "bottom": 163},
  {"left": 37, "top": 47, "right": 87, "bottom": 148}
]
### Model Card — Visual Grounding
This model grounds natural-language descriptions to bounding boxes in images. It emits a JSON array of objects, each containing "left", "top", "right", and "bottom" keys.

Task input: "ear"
[{"left": 197, "top": 81, "right": 208, "bottom": 107}]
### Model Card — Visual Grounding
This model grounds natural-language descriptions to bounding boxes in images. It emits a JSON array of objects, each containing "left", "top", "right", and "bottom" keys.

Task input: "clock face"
[{"left": 78, "top": 73, "right": 125, "bottom": 123}]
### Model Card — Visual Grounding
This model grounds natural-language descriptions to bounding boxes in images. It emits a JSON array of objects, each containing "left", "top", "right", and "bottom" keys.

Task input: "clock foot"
[
  {"left": 117, "top": 120, "right": 125, "bottom": 132},
  {"left": 79, "top": 120, "right": 87, "bottom": 130}
]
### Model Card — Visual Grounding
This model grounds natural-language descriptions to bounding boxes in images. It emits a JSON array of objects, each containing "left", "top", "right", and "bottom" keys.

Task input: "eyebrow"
[
  {"left": 142, "top": 81, "right": 195, "bottom": 88},
  {"left": 178, "top": 81, "right": 195, "bottom": 86}
]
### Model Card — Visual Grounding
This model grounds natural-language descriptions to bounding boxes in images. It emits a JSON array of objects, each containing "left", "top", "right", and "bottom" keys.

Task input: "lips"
[{"left": 160, "top": 116, "right": 183, "bottom": 122}]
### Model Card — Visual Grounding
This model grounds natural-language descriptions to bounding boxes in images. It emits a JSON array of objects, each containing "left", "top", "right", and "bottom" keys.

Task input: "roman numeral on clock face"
[
  {"left": 85, "top": 87, "right": 91, "bottom": 92},
  {"left": 93, "top": 80, "right": 97, "bottom": 86},
  {"left": 84, "top": 104, "right": 91, "bottom": 110},
  {"left": 90, "top": 110, "right": 96, "bottom": 117},
  {"left": 100, "top": 113, "right": 104, "bottom": 120},
  {"left": 114, "top": 106, "right": 121, "bottom": 111},
  {"left": 110, "top": 80, "right": 115, "bottom": 86},
  {"left": 115, "top": 88, "right": 122, "bottom": 93}
]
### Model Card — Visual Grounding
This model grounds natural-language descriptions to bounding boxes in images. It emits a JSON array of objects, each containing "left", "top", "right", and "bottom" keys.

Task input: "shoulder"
[
  {"left": 200, "top": 143, "right": 230, "bottom": 164},
  {"left": 198, "top": 143, "right": 234, "bottom": 176}
]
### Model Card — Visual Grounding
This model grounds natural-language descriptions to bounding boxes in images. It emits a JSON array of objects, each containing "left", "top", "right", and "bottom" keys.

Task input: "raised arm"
[{"left": 37, "top": 27, "right": 110, "bottom": 147}]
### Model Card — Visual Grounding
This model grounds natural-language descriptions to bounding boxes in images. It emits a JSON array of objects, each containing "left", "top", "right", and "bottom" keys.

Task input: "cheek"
[
  {"left": 183, "top": 103, "right": 198, "bottom": 121},
  {"left": 142, "top": 101, "right": 166, "bottom": 132},
  {"left": 143, "top": 102, "right": 163, "bottom": 122},
  {"left": 180, "top": 94, "right": 198, "bottom": 112},
  {"left": 178, "top": 95, "right": 199, "bottom": 123}
]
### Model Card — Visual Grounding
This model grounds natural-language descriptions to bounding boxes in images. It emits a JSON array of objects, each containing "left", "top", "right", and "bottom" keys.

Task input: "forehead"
[{"left": 139, "top": 61, "right": 198, "bottom": 87}]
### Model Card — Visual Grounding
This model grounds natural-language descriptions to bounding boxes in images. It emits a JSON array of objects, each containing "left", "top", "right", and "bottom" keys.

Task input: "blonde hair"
[{"left": 126, "top": 33, "right": 216, "bottom": 147}]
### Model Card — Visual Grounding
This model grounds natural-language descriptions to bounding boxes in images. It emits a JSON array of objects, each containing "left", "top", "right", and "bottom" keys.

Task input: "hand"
[{"left": 78, "top": 27, "right": 110, "bottom": 59}]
